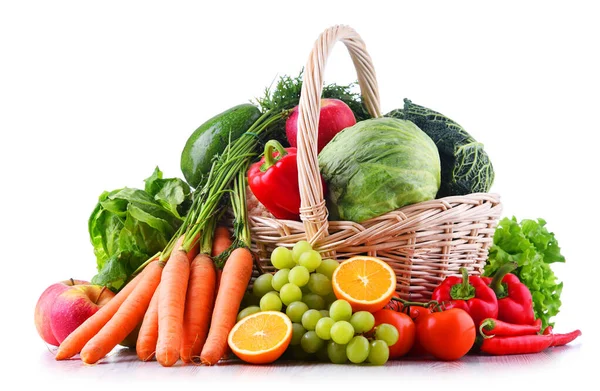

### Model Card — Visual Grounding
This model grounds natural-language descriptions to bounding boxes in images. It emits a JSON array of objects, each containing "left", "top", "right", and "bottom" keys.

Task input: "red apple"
[
  {"left": 286, "top": 98, "right": 356, "bottom": 153},
  {"left": 34, "top": 279, "right": 89, "bottom": 346},
  {"left": 34, "top": 279, "right": 115, "bottom": 346}
]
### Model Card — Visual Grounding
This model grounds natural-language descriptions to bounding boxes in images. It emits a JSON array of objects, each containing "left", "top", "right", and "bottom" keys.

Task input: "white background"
[{"left": 1, "top": 0, "right": 598, "bottom": 390}]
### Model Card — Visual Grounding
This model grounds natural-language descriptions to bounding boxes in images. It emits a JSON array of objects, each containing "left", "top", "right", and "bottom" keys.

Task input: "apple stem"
[
  {"left": 70, "top": 278, "right": 75, "bottom": 285},
  {"left": 95, "top": 286, "right": 108, "bottom": 304}
]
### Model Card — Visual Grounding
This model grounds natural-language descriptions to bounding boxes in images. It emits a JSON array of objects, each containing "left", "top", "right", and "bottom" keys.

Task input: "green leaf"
[
  {"left": 91, "top": 253, "right": 129, "bottom": 292},
  {"left": 88, "top": 167, "right": 191, "bottom": 290},
  {"left": 484, "top": 216, "right": 565, "bottom": 329},
  {"left": 144, "top": 167, "right": 191, "bottom": 218}
]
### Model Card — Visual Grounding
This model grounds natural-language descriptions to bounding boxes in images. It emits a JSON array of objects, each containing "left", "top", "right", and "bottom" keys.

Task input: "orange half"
[
  {"left": 332, "top": 256, "right": 397, "bottom": 313},
  {"left": 227, "top": 311, "right": 292, "bottom": 364}
]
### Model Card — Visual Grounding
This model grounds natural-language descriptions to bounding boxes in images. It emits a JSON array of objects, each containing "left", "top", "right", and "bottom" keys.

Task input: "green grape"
[
  {"left": 368, "top": 340, "right": 390, "bottom": 366},
  {"left": 375, "top": 323, "right": 399, "bottom": 347},
  {"left": 291, "top": 323, "right": 306, "bottom": 345},
  {"left": 298, "top": 250, "right": 322, "bottom": 272},
  {"left": 329, "top": 299, "right": 352, "bottom": 322},
  {"left": 327, "top": 341, "right": 348, "bottom": 364},
  {"left": 252, "top": 273, "right": 274, "bottom": 297},
  {"left": 319, "top": 310, "right": 330, "bottom": 318},
  {"left": 271, "top": 268, "right": 290, "bottom": 291},
  {"left": 301, "top": 309, "right": 322, "bottom": 331},
  {"left": 324, "top": 292, "right": 339, "bottom": 307},
  {"left": 350, "top": 311, "right": 375, "bottom": 334},
  {"left": 316, "top": 346, "right": 329, "bottom": 362},
  {"left": 271, "top": 246, "right": 295, "bottom": 270},
  {"left": 286, "top": 301, "right": 309, "bottom": 323},
  {"left": 302, "top": 293, "right": 325, "bottom": 310},
  {"left": 330, "top": 321, "right": 355, "bottom": 345},
  {"left": 237, "top": 305, "right": 261, "bottom": 322},
  {"left": 280, "top": 283, "right": 303, "bottom": 306},
  {"left": 307, "top": 273, "right": 332, "bottom": 296},
  {"left": 242, "top": 291, "right": 260, "bottom": 307},
  {"left": 300, "top": 330, "right": 324, "bottom": 354},
  {"left": 315, "top": 317, "right": 335, "bottom": 340},
  {"left": 292, "top": 240, "right": 313, "bottom": 263},
  {"left": 301, "top": 283, "right": 312, "bottom": 294},
  {"left": 260, "top": 292, "right": 282, "bottom": 312},
  {"left": 316, "top": 258, "right": 340, "bottom": 280},
  {"left": 346, "top": 335, "right": 370, "bottom": 364},
  {"left": 288, "top": 266, "right": 310, "bottom": 287}
]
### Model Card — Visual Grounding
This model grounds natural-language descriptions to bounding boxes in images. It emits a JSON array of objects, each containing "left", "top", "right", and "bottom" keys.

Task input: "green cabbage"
[{"left": 318, "top": 118, "right": 441, "bottom": 223}]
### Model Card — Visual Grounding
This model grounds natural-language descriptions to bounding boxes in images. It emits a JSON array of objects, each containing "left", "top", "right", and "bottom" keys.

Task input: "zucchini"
[{"left": 180, "top": 103, "right": 261, "bottom": 188}]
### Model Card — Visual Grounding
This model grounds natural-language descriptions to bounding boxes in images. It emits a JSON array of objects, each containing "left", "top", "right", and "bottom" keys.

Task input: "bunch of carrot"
[
  {"left": 55, "top": 226, "right": 254, "bottom": 367},
  {"left": 55, "top": 98, "right": 277, "bottom": 366}
]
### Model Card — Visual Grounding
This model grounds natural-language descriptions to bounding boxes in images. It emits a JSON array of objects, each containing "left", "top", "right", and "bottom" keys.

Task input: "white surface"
[{"left": 1, "top": 1, "right": 598, "bottom": 390}]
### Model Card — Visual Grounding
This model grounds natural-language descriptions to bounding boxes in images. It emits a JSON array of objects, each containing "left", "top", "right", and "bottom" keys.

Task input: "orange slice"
[
  {"left": 332, "top": 256, "right": 397, "bottom": 313},
  {"left": 227, "top": 310, "right": 292, "bottom": 364}
]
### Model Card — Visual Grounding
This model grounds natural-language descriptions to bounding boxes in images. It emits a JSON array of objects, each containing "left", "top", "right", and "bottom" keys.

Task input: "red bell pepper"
[
  {"left": 431, "top": 267, "right": 498, "bottom": 328},
  {"left": 481, "top": 262, "right": 536, "bottom": 325},
  {"left": 247, "top": 139, "right": 326, "bottom": 221}
]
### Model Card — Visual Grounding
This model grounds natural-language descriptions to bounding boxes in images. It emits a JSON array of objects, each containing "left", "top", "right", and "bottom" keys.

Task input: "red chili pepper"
[
  {"left": 479, "top": 329, "right": 582, "bottom": 355},
  {"left": 481, "top": 262, "right": 536, "bottom": 325},
  {"left": 431, "top": 267, "right": 498, "bottom": 328},
  {"left": 247, "top": 140, "right": 317, "bottom": 221},
  {"left": 479, "top": 318, "right": 542, "bottom": 338},
  {"left": 550, "top": 329, "right": 582, "bottom": 347},
  {"left": 479, "top": 333, "right": 553, "bottom": 355}
]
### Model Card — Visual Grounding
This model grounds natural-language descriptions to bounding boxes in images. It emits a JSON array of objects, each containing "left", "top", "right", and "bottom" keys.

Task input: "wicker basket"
[{"left": 248, "top": 25, "right": 502, "bottom": 301}]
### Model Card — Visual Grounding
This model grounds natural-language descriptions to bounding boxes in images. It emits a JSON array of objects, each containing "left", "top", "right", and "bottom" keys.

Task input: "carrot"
[
  {"left": 211, "top": 226, "right": 231, "bottom": 295},
  {"left": 180, "top": 254, "right": 217, "bottom": 363},
  {"left": 155, "top": 238, "right": 193, "bottom": 367},
  {"left": 199, "top": 247, "right": 254, "bottom": 365},
  {"left": 55, "top": 266, "right": 148, "bottom": 360},
  {"left": 79, "top": 261, "right": 163, "bottom": 364},
  {"left": 211, "top": 226, "right": 232, "bottom": 257},
  {"left": 135, "top": 282, "right": 161, "bottom": 361}
]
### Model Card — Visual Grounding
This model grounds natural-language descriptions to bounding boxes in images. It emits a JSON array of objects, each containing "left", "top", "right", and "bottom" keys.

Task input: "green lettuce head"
[{"left": 318, "top": 117, "right": 441, "bottom": 223}]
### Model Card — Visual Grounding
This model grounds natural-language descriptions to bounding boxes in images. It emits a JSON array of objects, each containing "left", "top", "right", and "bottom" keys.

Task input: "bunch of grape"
[{"left": 237, "top": 241, "right": 399, "bottom": 365}]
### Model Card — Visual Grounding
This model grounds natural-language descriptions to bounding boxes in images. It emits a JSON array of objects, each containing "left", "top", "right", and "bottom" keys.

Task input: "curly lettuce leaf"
[
  {"left": 483, "top": 217, "right": 565, "bottom": 329},
  {"left": 89, "top": 167, "right": 189, "bottom": 291}
]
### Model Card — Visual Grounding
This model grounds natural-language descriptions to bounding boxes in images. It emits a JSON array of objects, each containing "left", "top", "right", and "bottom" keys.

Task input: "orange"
[
  {"left": 227, "top": 310, "right": 292, "bottom": 364},
  {"left": 332, "top": 256, "right": 397, "bottom": 313}
]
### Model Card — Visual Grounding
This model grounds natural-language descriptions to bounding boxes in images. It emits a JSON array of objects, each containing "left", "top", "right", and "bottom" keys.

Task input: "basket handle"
[{"left": 296, "top": 25, "right": 382, "bottom": 245}]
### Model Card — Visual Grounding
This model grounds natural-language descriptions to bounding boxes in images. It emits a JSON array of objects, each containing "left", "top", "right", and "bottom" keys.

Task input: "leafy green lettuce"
[
  {"left": 89, "top": 167, "right": 191, "bottom": 291},
  {"left": 483, "top": 217, "right": 565, "bottom": 329}
]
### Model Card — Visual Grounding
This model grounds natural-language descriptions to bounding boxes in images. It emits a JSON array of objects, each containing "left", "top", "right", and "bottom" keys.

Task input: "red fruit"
[
  {"left": 372, "top": 309, "right": 416, "bottom": 359},
  {"left": 286, "top": 98, "right": 356, "bottom": 153},
  {"left": 417, "top": 308, "right": 476, "bottom": 361}
]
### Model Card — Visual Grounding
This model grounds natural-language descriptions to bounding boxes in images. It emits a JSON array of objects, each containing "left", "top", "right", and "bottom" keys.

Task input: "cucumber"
[{"left": 181, "top": 103, "right": 261, "bottom": 188}]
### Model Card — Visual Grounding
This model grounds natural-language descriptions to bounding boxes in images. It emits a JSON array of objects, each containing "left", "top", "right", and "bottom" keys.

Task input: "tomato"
[
  {"left": 416, "top": 308, "right": 476, "bottom": 361},
  {"left": 405, "top": 305, "right": 431, "bottom": 357},
  {"left": 372, "top": 309, "right": 416, "bottom": 359}
]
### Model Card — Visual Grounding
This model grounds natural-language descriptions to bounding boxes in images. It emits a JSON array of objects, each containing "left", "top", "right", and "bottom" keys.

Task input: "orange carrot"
[
  {"left": 199, "top": 247, "right": 254, "bottom": 365},
  {"left": 55, "top": 266, "right": 148, "bottom": 360},
  {"left": 180, "top": 253, "right": 217, "bottom": 363},
  {"left": 79, "top": 261, "right": 163, "bottom": 364},
  {"left": 211, "top": 226, "right": 231, "bottom": 296},
  {"left": 135, "top": 282, "right": 161, "bottom": 361},
  {"left": 211, "top": 226, "right": 232, "bottom": 257},
  {"left": 155, "top": 237, "right": 193, "bottom": 367}
]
